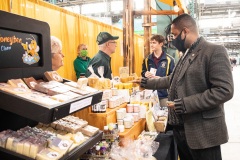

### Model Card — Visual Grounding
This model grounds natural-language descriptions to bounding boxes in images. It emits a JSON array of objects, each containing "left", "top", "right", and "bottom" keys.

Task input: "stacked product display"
[{"left": 0, "top": 115, "right": 100, "bottom": 160}]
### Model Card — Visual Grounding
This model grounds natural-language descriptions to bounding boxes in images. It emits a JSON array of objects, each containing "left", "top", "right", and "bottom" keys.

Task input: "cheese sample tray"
[{"left": 0, "top": 87, "right": 102, "bottom": 124}]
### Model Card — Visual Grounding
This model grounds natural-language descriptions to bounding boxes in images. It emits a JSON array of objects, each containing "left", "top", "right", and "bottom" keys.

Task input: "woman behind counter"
[{"left": 73, "top": 44, "right": 91, "bottom": 79}]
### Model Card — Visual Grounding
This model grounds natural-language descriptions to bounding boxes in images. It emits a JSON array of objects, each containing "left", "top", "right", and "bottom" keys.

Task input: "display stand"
[{"left": 0, "top": 10, "right": 103, "bottom": 160}]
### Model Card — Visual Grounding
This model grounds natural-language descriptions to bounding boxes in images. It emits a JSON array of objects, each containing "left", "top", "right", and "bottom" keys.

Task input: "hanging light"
[{"left": 173, "top": 0, "right": 179, "bottom": 12}]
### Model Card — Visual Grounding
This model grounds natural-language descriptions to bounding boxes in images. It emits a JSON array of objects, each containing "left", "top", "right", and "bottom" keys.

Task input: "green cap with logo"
[{"left": 96, "top": 32, "right": 119, "bottom": 45}]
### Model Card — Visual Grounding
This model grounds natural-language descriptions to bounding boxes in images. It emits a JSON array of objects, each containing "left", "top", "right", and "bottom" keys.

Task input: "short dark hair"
[
  {"left": 172, "top": 14, "right": 197, "bottom": 31},
  {"left": 150, "top": 34, "right": 165, "bottom": 44}
]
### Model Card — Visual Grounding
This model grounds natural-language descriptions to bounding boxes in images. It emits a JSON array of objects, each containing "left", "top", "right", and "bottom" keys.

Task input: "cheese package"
[
  {"left": 0, "top": 130, "right": 14, "bottom": 148},
  {"left": 3, "top": 86, "right": 31, "bottom": 95},
  {"left": 23, "top": 77, "right": 39, "bottom": 89},
  {"left": 51, "top": 94, "right": 73, "bottom": 102},
  {"left": 48, "top": 136, "right": 73, "bottom": 154},
  {"left": 77, "top": 78, "right": 88, "bottom": 90},
  {"left": 70, "top": 132, "right": 86, "bottom": 144},
  {"left": 64, "top": 81, "right": 78, "bottom": 88},
  {"left": 17, "top": 92, "right": 59, "bottom": 106},
  {"left": 63, "top": 91, "right": 81, "bottom": 99},
  {"left": 7, "top": 79, "right": 29, "bottom": 89},
  {"left": 68, "top": 87, "right": 90, "bottom": 95},
  {"left": 80, "top": 125, "right": 99, "bottom": 137},
  {"left": 62, "top": 116, "right": 88, "bottom": 127},
  {"left": 0, "top": 83, "right": 11, "bottom": 91},
  {"left": 36, "top": 148, "right": 63, "bottom": 160},
  {"left": 48, "top": 86, "right": 70, "bottom": 96},
  {"left": 44, "top": 71, "right": 63, "bottom": 82},
  {"left": 29, "top": 139, "right": 47, "bottom": 159},
  {"left": 88, "top": 77, "right": 99, "bottom": 89}
]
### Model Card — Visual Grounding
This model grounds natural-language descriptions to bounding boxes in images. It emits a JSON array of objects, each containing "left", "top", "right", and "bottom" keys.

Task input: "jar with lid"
[
  {"left": 116, "top": 109, "right": 124, "bottom": 119},
  {"left": 126, "top": 104, "right": 133, "bottom": 113},
  {"left": 133, "top": 104, "right": 140, "bottom": 113},
  {"left": 123, "top": 118, "right": 132, "bottom": 129}
]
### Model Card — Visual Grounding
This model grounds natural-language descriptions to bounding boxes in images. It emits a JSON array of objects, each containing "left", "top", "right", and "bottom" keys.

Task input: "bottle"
[
  {"left": 103, "top": 125, "right": 109, "bottom": 135},
  {"left": 95, "top": 145, "right": 101, "bottom": 155},
  {"left": 99, "top": 104, "right": 106, "bottom": 113}
]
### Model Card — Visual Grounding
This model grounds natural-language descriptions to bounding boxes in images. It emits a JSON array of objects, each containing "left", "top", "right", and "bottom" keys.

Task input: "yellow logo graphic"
[{"left": 21, "top": 35, "right": 40, "bottom": 65}]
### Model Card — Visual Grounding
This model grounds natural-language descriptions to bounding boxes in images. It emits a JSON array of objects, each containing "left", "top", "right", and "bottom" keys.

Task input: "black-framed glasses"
[{"left": 109, "top": 41, "right": 117, "bottom": 44}]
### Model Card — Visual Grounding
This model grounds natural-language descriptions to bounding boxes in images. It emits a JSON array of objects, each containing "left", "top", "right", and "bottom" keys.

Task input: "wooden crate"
[{"left": 74, "top": 103, "right": 127, "bottom": 130}]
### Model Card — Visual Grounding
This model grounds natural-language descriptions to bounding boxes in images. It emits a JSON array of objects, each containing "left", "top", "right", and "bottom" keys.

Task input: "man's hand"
[
  {"left": 166, "top": 99, "right": 186, "bottom": 114},
  {"left": 166, "top": 101, "right": 175, "bottom": 108}
]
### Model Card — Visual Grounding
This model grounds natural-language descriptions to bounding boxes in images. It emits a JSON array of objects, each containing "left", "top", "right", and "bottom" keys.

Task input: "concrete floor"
[{"left": 221, "top": 66, "right": 240, "bottom": 160}]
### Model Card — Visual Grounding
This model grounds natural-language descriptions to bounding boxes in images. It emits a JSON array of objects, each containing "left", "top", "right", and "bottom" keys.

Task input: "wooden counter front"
[
  {"left": 74, "top": 103, "right": 127, "bottom": 130},
  {"left": 119, "top": 118, "right": 146, "bottom": 140}
]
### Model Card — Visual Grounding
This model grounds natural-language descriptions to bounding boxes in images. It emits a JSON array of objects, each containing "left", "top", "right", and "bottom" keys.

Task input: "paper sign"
[
  {"left": 69, "top": 97, "right": 92, "bottom": 113},
  {"left": 150, "top": 68, "right": 157, "bottom": 76}
]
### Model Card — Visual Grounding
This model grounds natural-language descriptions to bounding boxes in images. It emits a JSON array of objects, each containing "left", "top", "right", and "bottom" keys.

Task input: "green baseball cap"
[{"left": 96, "top": 32, "right": 119, "bottom": 45}]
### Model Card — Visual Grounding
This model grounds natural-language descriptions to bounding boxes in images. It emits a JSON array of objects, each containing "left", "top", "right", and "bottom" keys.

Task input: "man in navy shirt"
[{"left": 141, "top": 34, "right": 175, "bottom": 107}]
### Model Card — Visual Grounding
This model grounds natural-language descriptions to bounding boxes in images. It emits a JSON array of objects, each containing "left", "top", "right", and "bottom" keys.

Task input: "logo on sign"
[{"left": 21, "top": 35, "right": 40, "bottom": 65}]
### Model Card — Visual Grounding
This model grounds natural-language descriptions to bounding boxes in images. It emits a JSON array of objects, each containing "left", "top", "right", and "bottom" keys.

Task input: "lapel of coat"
[{"left": 176, "top": 38, "right": 205, "bottom": 83}]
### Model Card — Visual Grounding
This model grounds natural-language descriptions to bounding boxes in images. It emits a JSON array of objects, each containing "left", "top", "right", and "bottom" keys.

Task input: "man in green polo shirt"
[{"left": 85, "top": 32, "right": 119, "bottom": 80}]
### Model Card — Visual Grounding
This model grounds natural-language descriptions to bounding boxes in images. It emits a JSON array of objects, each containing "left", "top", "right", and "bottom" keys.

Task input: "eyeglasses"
[{"left": 109, "top": 41, "right": 117, "bottom": 44}]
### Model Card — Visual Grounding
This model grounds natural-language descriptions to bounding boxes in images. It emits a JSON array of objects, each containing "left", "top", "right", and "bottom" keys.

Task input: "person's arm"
[{"left": 140, "top": 76, "right": 170, "bottom": 90}]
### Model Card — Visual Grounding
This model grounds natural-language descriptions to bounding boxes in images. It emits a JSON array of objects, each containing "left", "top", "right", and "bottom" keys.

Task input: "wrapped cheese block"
[
  {"left": 77, "top": 78, "right": 88, "bottom": 90},
  {"left": 63, "top": 91, "right": 81, "bottom": 99},
  {"left": 3, "top": 86, "right": 31, "bottom": 95},
  {"left": 62, "top": 116, "right": 88, "bottom": 127},
  {"left": 88, "top": 77, "right": 99, "bottom": 89},
  {"left": 17, "top": 93, "right": 59, "bottom": 106},
  {"left": 64, "top": 81, "right": 78, "bottom": 88},
  {"left": 80, "top": 125, "right": 99, "bottom": 137},
  {"left": 51, "top": 94, "right": 73, "bottom": 102},
  {"left": 29, "top": 138, "right": 47, "bottom": 159},
  {"left": 36, "top": 148, "right": 63, "bottom": 160},
  {"left": 70, "top": 132, "right": 86, "bottom": 144},
  {"left": 44, "top": 71, "right": 63, "bottom": 82},
  {"left": 0, "top": 130, "right": 14, "bottom": 148},
  {"left": 7, "top": 79, "right": 29, "bottom": 89},
  {"left": 23, "top": 77, "right": 38, "bottom": 89},
  {"left": 0, "top": 83, "right": 11, "bottom": 91},
  {"left": 67, "top": 87, "right": 90, "bottom": 95},
  {"left": 34, "top": 82, "right": 56, "bottom": 94},
  {"left": 48, "top": 86, "right": 70, "bottom": 96},
  {"left": 48, "top": 136, "right": 73, "bottom": 155}
]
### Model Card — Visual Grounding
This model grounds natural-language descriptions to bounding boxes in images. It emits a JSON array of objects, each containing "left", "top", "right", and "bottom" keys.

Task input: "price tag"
[{"left": 69, "top": 97, "right": 92, "bottom": 113}]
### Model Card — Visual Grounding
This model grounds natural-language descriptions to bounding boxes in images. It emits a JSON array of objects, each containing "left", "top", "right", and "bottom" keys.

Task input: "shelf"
[
  {"left": 119, "top": 118, "right": 146, "bottom": 140},
  {"left": 0, "top": 131, "right": 103, "bottom": 160},
  {"left": 75, "top": 103, "right": 127, "bottom": 130},
  {"left": 0, "top": 90, "right": 103, "bottom": 124}
]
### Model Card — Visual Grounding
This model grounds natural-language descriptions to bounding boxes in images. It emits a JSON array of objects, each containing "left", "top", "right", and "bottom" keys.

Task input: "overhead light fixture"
[{"left": 173, "top": 0, "right": 179, "bottom": 12}]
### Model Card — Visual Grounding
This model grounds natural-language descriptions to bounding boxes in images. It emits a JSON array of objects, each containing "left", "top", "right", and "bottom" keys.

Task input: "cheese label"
[
  {"left": 47, "top": 151, "right": 59, "bottom": 158},
  {"left": 58, "top": 140, "right": 70, "bottom": 150}
]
